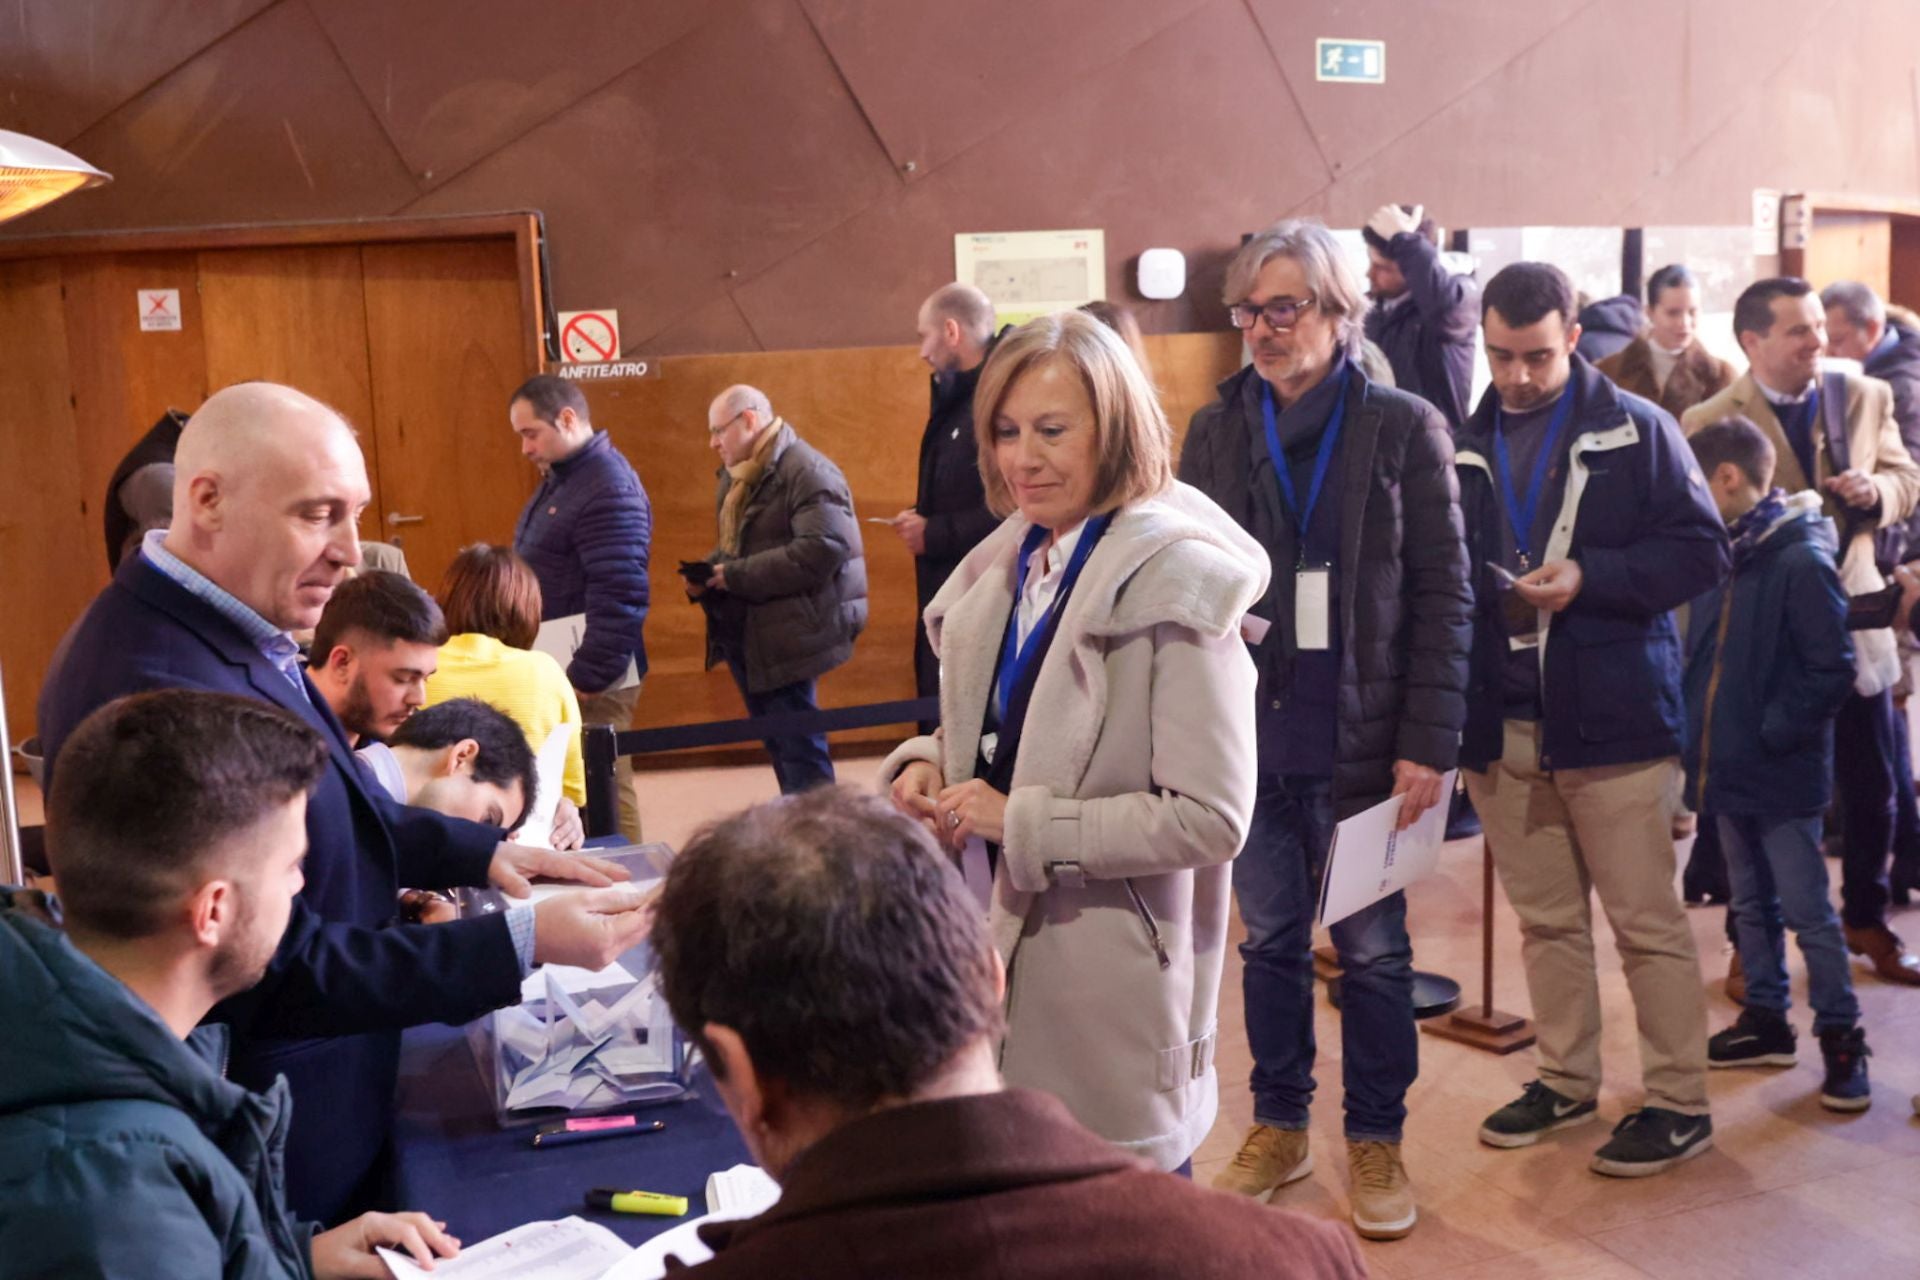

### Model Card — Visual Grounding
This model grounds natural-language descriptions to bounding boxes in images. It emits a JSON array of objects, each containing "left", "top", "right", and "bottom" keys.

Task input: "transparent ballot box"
[{"left": 456, "top": 842, "right": 696, "bottom": 1127}]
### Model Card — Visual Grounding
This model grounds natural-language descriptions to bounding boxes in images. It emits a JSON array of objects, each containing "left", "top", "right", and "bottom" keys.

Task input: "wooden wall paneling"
[
  {"left": 58, "top": 250, "right": 211, "bottom": 580},
  {"left": 575, "top": 331, "right": 1246, "bottom": 758},
  {"left": 198, "top": 245, "right": 385, "bottom": 544},
  {"left": 1888, "top": 218, "right": 1920, "bottom": 311},
  {"left": 0, "top": 261, "right": 98, "bottom": 738},
  {"left": 1797, "top": 212, "right": 1893, "bottom": 293},
  {"left": 360, "top": 238, "right": 538, "bottom": 593}
]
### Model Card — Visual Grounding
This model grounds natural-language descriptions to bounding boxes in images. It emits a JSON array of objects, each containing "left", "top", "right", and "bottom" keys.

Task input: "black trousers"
[{"left": 1835, "top": 688, "right": 1898, "bottom": 929}]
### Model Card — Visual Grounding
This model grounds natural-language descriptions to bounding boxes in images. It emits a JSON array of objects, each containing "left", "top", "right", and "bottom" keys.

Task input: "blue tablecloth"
[{"left": 390, "top": 1021, "right": 751, "bottom": 1247}]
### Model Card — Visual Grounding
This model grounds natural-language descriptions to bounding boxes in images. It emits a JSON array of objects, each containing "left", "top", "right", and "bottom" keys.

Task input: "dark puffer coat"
[
  {"left": 707, "top": 423, "right": 868, "bottom": 693},
  {"left": 1180, "top": 364, "right": 1473, "bottom": 819},
  {"left": 513, "top": 429, "right": 652, "bottom": 693}
]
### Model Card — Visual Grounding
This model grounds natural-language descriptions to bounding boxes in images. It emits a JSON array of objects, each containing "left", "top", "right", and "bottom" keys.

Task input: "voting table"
[{"left": 391, "top": 1019, "right": 751, "bottom": 1248}]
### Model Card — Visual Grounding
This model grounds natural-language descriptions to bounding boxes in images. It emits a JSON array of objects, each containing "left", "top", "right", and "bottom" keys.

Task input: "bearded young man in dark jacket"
[
  {"left": 1181, "top": 218, "right": 1471, "bottom": 1242},
  {"left": 509, "top": 374, "right": 652, "bottom": 842},
  {"left": 1459, "top": 262, "right": 1729, "bottom": 1177},
  {"left": 1680, "top": 418, "right": 1872, "bottom": 1112},
  {"left": 0, "top": 692, "right": 460, "bottom": 1279}
]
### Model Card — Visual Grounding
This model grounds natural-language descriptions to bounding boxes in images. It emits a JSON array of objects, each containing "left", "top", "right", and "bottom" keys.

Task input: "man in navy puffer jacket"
[{"left": 510, "top": 375, "right": 652, "bottom": 841}]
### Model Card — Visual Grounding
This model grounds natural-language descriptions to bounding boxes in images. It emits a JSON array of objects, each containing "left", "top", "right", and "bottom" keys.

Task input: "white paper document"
[
  {"left": 534, "top": 614, "right": 640, "bottom": 690},
  {"left": 513, "top": 723, "right": 577, "bottom": 849},
  {"left": 379, "top": 1216, "right": 630, "bottom": 1280},
  {"left": 600, "top": 1165, "right": 782, "bottom": 1280},
  {"left": 1316, "top": 771, "right": 1458, "bottom": 927}
]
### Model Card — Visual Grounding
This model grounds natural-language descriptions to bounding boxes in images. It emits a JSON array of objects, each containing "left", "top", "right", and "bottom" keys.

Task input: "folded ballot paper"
[{"left": 461, "top": 845, "right": 691, "bottom": 1124}]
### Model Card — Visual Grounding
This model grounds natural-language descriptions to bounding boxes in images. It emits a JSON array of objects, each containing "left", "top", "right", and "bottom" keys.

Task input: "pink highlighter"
[{"left": 530, "top": 1115, "right": 667, "bottom": 1148}]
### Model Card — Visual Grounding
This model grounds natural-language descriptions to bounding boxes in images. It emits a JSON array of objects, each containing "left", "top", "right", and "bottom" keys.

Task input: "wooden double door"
[{"left": 0, "top": 219, "right": 543, "bottom": 737}]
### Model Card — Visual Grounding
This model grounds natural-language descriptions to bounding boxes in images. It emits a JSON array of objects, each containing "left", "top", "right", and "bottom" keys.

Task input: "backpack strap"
[{"left": 1822, "top": 370, "right": 1852, "bottom": 474}]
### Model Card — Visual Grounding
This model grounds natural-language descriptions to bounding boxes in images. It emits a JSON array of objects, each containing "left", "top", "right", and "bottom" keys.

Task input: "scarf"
[
  {"left": 718, "top": 418, "right": 784, "bottom": 556},
  {"left": 1727, "top": 487, "right": 1789, "bottom": 570}
]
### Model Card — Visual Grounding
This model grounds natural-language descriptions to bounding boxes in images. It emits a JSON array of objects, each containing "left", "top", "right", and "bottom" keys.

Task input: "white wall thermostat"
[{"left": 1136, "top": 247, "right": 1185, "bottom": 300}]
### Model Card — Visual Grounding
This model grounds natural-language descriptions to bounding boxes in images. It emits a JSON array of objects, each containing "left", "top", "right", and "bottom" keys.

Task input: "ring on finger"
[{"left": 948, "top": 810, "right": 961, "bottom": 829}]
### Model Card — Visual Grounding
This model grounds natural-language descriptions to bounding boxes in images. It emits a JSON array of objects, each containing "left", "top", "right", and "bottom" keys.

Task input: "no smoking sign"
[{"left": 557, "top": 310, "right": 620, "bottom": 363}]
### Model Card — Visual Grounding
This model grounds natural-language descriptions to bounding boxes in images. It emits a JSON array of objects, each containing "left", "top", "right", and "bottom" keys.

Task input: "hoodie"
[{"left": 0, "top": 892, "right": 315, "bottom": 1279}]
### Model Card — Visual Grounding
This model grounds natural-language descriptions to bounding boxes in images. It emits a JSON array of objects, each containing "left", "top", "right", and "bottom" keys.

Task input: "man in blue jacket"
[
  {"left": 510, "top": 374, "right": 653, "bottom": 842},
  {"left": 1457, "top": 264, "right": 1730, "bottom": 1176},
  {"left": 1, "top": 690, "right": 461, "bottom": 1278},
  {"left": 38, "top": 382, "right": 652, "bottom": 1223},
  {"left": 1681, "top": 417, "right": 1871, "bottom": 1111}
]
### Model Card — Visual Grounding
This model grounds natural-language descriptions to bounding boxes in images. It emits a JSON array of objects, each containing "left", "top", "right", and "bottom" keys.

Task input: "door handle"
[{"left": 387, "top": 512, "right": 426, "bottom": 526}]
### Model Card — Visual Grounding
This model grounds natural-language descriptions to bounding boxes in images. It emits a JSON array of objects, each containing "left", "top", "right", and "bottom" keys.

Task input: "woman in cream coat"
[{"left": 884, "top": 311, "right": 1267, "bottom": 1171}]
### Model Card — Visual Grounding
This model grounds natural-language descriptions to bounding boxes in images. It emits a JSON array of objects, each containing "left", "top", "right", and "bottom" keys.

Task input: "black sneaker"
[
  {"left": 1590, "top": 1107, "right": 1713, "bottom": 1177},
  {"left": 1708, "top": 1008, "right": 1797, "bottom": 1068},
  {"left": 1478, "top": 1081, "right": 1598, "bottom": 1149},
  {"left": 1818, "top": 1026, "right": 1872, "bottom": 1112}
]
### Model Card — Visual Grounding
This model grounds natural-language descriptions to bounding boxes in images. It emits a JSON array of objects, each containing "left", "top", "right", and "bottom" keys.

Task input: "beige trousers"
[
  {"left": 1465, "top": 719, "right": 1708, "bottom": 1114},
  {"left": 576, "top": 679, "right": 643, "bottom": 843}
]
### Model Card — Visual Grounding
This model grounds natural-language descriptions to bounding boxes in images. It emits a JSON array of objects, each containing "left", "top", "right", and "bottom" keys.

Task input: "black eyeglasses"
[{"left": 1227, "top": 296, "right": 1317, "bottom": 331}]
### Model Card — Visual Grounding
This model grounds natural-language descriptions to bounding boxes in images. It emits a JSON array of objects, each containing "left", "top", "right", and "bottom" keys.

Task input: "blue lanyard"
[
  {"left": 997, "top": 514, "right": 1112, "bottom": 719},
  {"left": 1492, "top": 380, "right": 1576, "bottom": 565},
  {"left": 1260, "top": 366, "right": 1350, "bottom": 550}
]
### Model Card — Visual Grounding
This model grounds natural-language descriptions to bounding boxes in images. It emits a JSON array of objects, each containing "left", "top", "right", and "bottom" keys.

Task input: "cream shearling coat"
[{"left": 880, "top": 482, "right": 1268, "bottom": 1170}]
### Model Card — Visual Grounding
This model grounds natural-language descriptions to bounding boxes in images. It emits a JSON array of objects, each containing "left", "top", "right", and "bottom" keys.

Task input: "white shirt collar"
[{"left": 1753, "top": 372, "right": 1816, "bottom": 406}]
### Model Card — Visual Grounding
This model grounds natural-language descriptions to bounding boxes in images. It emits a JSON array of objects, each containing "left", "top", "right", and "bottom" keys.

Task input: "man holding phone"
[{"left": 1457, "top": 263, "right": 1730, "bottom": 1176}]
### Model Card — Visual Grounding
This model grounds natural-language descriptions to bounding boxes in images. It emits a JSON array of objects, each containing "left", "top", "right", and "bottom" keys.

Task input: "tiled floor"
[{"left": 14, "top": 755, "right": 1920, "bottom": 1275}]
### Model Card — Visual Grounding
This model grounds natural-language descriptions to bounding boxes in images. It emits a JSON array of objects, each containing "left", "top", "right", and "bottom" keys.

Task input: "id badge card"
[{"left": 1295, "top": 566, "right": 1331, "bottom": 651}]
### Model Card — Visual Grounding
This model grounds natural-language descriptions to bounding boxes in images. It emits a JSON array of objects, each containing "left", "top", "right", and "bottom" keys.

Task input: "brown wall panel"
[
  {"left": 361, "top": 238, "right": 538, "bottom": 591},
  {"left": 199, "top": 244, "right": 386, "bottom": 540},
  {"left": 0, "top": 261, "right": 96, "bottom": 738},
  {"left": 573, "top": 329, "right": 1242, "bottom": 746},
  {"left": 1800, "top": 213, "right": 1893, "bottom": 295},
  {"left": 58, "top": 251, "right": 211, "bottom": 576},
  {"left": 5, "top": 3, "right": 1920, "bottom": 353}
]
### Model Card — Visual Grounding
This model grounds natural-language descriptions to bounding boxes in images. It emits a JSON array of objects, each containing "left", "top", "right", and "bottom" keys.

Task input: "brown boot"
[
  {"left": 1725, "top": 948, "right": 1746, "bottom": 1005},
  {"left": 1844, "top": 923, "right": 1920, "bottom": 985}
]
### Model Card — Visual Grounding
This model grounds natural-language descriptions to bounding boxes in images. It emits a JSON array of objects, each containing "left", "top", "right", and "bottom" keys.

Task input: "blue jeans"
[
  {"left": 1719, "top": 814, "right": 1860, "bottom": 1032},
  {"left": 1235, "top": 774, "right": 1416, "bottom": 1141},
  {"left": 724, "top": 656, "right": 835, "bottom": 795}
]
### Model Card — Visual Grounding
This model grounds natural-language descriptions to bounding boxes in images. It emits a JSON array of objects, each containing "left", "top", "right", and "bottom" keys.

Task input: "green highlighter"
[{"left": 586, "top": 1187, "right": 689, "bottom": 1217}]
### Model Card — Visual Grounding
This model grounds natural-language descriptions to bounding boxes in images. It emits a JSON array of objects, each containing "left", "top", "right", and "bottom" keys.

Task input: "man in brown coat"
[
  {"left": 650, "top": 788, "right": 1369, "bottom": 1280},
  {"left": 1683, "top": 277, "right": 1920, "bottom": 987}
]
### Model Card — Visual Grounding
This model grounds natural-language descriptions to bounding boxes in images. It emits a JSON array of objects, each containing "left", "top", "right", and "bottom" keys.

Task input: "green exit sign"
[{"left": 1315, "top": 38, "right": 1385, "bottom": 84}]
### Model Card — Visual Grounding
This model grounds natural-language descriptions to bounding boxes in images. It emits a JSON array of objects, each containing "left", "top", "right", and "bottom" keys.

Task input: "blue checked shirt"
[{"left": 141, "top": 532, "right": 537, "bottom": 973}]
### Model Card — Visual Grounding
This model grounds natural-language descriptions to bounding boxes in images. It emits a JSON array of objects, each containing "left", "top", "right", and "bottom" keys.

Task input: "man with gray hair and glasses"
[{"left": 1180, "top": 218, "right": 1472, "bottom": 1241}]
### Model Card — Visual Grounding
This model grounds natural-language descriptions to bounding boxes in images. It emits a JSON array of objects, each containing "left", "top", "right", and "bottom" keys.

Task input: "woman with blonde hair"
[
  {"left": 883, "top": 310, "right": 1266, "bottom": 1173},
  {"left": 425, "top": 544, "right": 586, "bottom": 808}
]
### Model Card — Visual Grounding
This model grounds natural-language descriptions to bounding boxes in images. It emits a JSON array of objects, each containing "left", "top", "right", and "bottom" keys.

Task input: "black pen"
[{"left": 531, "top": 1116, "right": 666, "bottom": 1148}]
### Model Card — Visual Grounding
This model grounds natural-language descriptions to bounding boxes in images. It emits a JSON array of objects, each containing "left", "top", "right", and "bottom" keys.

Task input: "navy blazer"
[{"left": 38, "top": 554, "right": 525, "bottom": 1223}]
